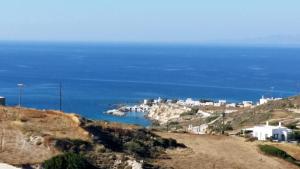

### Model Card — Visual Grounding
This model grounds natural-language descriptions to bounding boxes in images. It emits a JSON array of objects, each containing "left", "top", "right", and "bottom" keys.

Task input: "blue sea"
[{"left": 0, "top": 42, "right": 300, "bottom": 126}]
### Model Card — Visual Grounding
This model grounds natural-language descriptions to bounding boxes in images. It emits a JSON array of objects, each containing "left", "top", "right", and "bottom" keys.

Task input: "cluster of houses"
[
  {"left": 144, "top": 96, "right": 282, "bottom": 109},
  {"left": 183, "top": 96, "right": 295, "bottom": 142},
  {"left": 121, "top": 104, "right": 150, "bottom": 113}
]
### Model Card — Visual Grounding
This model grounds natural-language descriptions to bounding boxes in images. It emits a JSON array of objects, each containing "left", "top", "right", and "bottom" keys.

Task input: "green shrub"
[
  {"left": 54, "top": 139, "right": 92, "bottom": 153},
  {"left": 154, "top": 138, "right": 185, "bottom": 149},
  {"left": 124, "top": 141, "right": 147, "bottom": 157},
  {"left": 289, "top": 131, "right": 300, "bottom": 141},
  {"left": 205, "top": 115, "right": 219, "bottom": 123},
  {"left": 286, "top": 122, "right": 298, "bottom": 129},
  {"left": 180, "top": 107, "right": 199, "bottom": 117},
  {"left": 258, "top": 145, "right": 299, "bottom": 166},
  {"left": 44, "top": 153, "right": 96, "bottom": 169}
]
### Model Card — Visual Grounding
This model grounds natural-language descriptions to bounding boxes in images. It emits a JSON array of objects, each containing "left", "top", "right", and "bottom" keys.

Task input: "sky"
[{"left": 1, "top": 0, "right": 300, "bottom": 44}]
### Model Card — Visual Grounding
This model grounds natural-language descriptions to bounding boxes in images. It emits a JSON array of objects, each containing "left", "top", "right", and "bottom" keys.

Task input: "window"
[{"left": 273, "top": 134, "right": 278, "bottom": 139}]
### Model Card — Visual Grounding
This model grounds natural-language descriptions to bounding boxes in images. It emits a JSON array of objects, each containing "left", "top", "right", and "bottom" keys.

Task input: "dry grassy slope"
[
  {"left": 228, "top": 95, "right": 300, "bottom": 129},
  {"left": 0, "top": 106, "right": 91, "bottom": 165},
  {"left": 0, "top": 106, "right": 178, "bottom": 169},
  {"left": 155, "top": 132, "right": 299, "bottom": 169}
]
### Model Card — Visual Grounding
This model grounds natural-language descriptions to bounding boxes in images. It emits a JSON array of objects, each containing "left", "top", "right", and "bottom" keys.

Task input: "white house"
[
  {"left": 251, "top": 121, "right": 292, "bottom": 141},
  {"left": 258, "top": 96, "right": 283, "bottom": 105},
  {"left": 188, "top": 124, "right": 208, "bottom": 134},
  {"left": 185, "top": 98, "right": 201, "bottom": 106},
  {"left": 177, "top": 99, "right": 185, "bottom": 105},
  {"left": 242, "top": 101, "right": 253, "bottom": 108},
  {"left": 214, "top": 102, "right": 221, "bottom": 107},
  {"left": 226, "top": 103, "right": 237, "bottom": 108},
  {"left": 204, "top": 102, "right": 214, "bottom": 106},
  {"left": 143, "top": 99, "right": 149, "bottom": 105},
  {"left": 218, "top": 100, "right": 227, "bottom": 105}
]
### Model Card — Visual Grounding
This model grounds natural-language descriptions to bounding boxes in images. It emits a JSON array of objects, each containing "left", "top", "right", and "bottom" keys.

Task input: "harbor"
[{"left": 104, "top": 96, "right": 283, "bottom": 119}]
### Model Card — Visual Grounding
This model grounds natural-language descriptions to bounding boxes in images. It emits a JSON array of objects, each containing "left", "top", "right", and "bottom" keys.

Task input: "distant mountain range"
[{"left": 241, "top": 35, "right": 300, "bottom": 45}]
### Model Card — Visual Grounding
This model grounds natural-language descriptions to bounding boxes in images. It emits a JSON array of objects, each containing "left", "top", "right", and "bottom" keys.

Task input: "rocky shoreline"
[{"left": 105, "top": 97, "right": 246, "bottom": 125}]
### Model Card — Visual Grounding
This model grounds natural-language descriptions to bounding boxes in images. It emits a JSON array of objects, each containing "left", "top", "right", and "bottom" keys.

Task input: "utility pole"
[
  {"left": 221, "top": 111, "right": 225, "bottom": 135},
  {"left": 59, "top": 82, "right": 62, "bottom": 111}
]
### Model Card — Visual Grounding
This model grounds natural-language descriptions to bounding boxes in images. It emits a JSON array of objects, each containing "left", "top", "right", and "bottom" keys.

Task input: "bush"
[
  {"left": 154, "top": 138, "right": 185, "bottom": 149},
  {"left": 44, "top": 153, "right": 97, "bottom": 169},
  {"left": 180, "top": 109, "right": 198, "bottom": 117},
  {"left": 286, "top": 122, "right": 298, "bottom": 129},
  {"left": 54, "top": 139, "right": 92, "bottom": 153},
  {"left": 258, "top": 145, "right": 291, "bottom": 158},
  {"left": 124, "top": 141, "right": 147, "bottom": 157},
  {"left": 258, "top": 145, "right": 299, "bottom": 166},
  {"left": 290, "top": 131, "right": 300, "bottom": 141},
  {"left": 205, "top": 115, "right": 219, "bottom": 123}
]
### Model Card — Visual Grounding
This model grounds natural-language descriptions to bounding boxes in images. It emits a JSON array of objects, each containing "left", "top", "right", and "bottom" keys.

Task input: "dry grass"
[
  {"left": 0, "top": 106, "right": 90, "bottom": 165},
  {"left": 155, "top": 132, "right": 299, "bottom": 169}
]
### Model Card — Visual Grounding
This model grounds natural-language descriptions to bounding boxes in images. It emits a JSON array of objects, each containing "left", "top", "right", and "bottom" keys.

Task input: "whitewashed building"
[
  {"left": 185, "top": 98, "right": 201, "bottom": 106},
  {"left": 258, "top": 96, "right": 283, "bottom": 105},
  {"left": 251, "top": 121, "right": 292, "bottom": 141},
  {"left": 218, "top": 100, "right": 227, "bottom": 105},
  {"left": 242, "top": 101, "right": 253, "bottom": 108},
  {"left": 188, "top": 124, "right": 208, "bottom": 134},
  {"left": 226, "top": 103, "right": 237, "bottom": 108},
  {"left": 204, "top": 102, "right": 214, "bottom": 106}
]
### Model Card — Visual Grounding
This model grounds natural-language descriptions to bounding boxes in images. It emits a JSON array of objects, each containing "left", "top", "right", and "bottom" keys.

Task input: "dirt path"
[{"left": 155, "top": 132, "right": 299, "bottom": 169}]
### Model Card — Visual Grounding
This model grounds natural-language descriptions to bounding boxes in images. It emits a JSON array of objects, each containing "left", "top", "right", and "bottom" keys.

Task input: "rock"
[
  {"left": 0, "top": 163, "right": 20, "bottom": 169},
  {"left": 105, "top": 109, "right": 125, "bottom": 116},
  {"left": 127, "top": 160, "right": 143, "bottom": 169},
  {"left": 147, "top": 103, "right": 191, "bottom": 124}
]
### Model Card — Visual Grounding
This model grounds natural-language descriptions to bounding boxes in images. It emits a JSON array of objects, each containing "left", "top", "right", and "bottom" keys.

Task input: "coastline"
[{"left": 104, "top": 96, "right": 282, "bottom": 125}]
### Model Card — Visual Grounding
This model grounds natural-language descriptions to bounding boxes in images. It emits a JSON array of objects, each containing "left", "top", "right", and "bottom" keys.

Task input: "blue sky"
[{"left": 1, "top": 0, "right": 300, "bottom": 43}]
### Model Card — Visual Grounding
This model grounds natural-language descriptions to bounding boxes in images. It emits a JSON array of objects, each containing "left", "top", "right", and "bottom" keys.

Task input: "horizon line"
[{"left": 1, "top": 39, "right": 300, "bottom": 48}]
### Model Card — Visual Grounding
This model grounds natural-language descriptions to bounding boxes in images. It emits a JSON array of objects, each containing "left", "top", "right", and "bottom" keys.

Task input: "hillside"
[
  {"left": 155, "top": 132, "right": 300, "bottom": 169},
  {"left": 227, "top": 95, "right": 300, "bottom": 130},
  {"left": 0, "top": 106, "right": 184, "bottom": 169}
]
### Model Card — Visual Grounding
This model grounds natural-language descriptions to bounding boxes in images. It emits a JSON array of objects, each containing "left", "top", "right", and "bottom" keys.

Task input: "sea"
[{"left": 0, "top": 42, "right": 300, "bottom": 126}]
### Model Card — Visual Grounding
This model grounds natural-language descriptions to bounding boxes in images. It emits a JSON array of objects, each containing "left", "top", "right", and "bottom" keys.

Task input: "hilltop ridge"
[{"left": 0, "top": 106, "right": 183, "bottom": 169}]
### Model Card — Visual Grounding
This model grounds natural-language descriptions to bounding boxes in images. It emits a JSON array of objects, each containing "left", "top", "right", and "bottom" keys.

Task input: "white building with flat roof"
[
  {"left": 218, "top": 100, "right": 227, "bottom": 105},
  {"left": 226, "top": 103, "right": 237, "bottom": 108},
  {"left": 258, "top": 96, "right": 282, "bottom": 105},
  {"left": 252, "top": 121, "right": 292, "bottom": 141},
  {"left": 242, "top": 101, "right": 253, "bottom": 108}
]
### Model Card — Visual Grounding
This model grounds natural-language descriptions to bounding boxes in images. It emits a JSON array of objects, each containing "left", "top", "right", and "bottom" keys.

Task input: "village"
[
  {"left": 104, "top": 95, "right": 300, "bottom": 143},
  {"left": 107, "top": 95, "right": 283, "bottom": 114}
]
